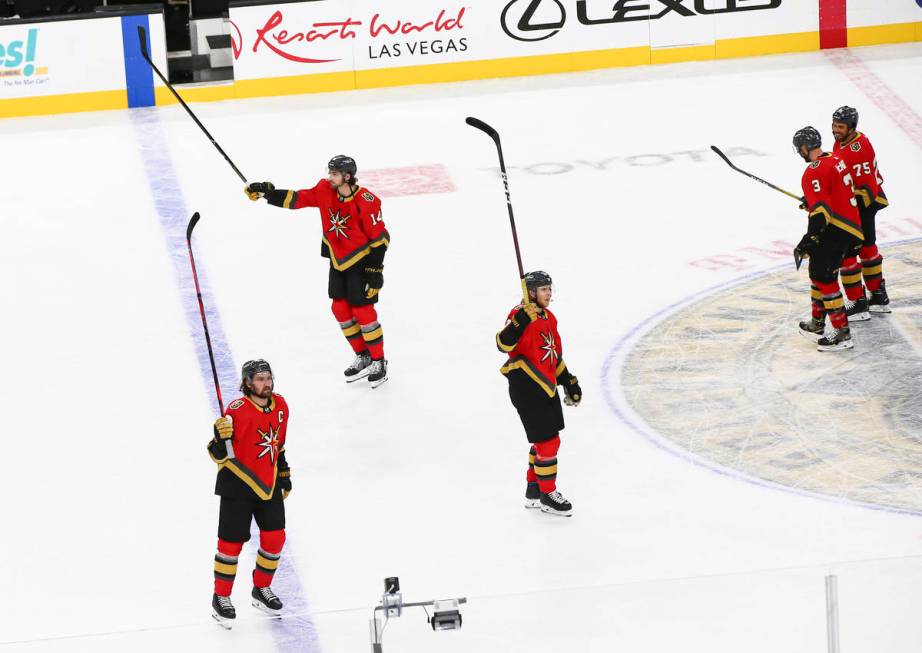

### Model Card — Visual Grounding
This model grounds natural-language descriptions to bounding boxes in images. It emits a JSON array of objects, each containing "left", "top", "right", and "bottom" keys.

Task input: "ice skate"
[
  {"left": 845, "top": 295, "right": 871, "bottom": 321},
  {"left": 869, "top": 281, "right": 891, "bottom": 313},
  {"left": 524, "top": 482, "right": 541, "bottom": 509},
  {"left": 798, "top": 317, "right": 825, "bottom": 342},
  {"left": 368, "top": 358, "right": 388, "bottom": 388},
  {"left": 212, "top": 593, "right": 236, "bottom": 629},
  {"left": 539, "top": 490, "right": 573, "bottom": 517},
  {"left": 251, "top": 586, "right": 283, "bottom": 617},
  {"left": 344, "top": 351, "right": 372, "bottom": 382},
  {"left": 817, "top": 326, "right": 853, "bottom": 352}
]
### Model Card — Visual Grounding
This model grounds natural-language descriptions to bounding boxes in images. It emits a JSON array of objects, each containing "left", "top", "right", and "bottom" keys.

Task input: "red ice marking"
[
  {"left": 819, "top": 0, "right": 847, "bottom": 50},
  {"left": 825, "top": 48, "right": 922, "bottom": 152},
  {"left": 361, "top": 163, "right": 456, "bottom": 198}
]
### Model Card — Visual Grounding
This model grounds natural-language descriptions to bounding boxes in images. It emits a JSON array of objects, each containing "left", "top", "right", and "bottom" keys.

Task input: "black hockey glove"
[
  {"left": 562, "top": 376, "right": 582, "bottom": 407},
  {"left": 793, "top": 232, "right": 819, "bottom": 264},
  {"left": 278, "top": 474, "right": 292, "bottom": 500},
  {"left": 363, "top": 265, "right": 384, "bottom": 299},
  {"left": 245, "top": 181, "right": 275, "bottom": 201}
]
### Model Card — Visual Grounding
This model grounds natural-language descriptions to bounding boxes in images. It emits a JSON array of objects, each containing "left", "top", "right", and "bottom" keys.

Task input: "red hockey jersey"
[
  {"left": 832, "top": 132, "right": 888, "bottom": 210},
  {"left": 210, "top": 394, "right": 289, "bottom": 500},
  {"left": 279, "top": 180, "right": 389, "bottom": 271},
  {"left": 801, "top": 153, "right": 863, "bottom": 240},
  {"left": 498, "top": 306, "right": 566, "bottom": 398}
]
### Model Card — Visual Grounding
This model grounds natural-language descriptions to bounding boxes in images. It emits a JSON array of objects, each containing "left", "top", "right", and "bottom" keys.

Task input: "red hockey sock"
[
  {"left": 526, "top": 445, "right": 537, "bottom": 484},
  {"left": 815, "top": 280, "right": 847, "bottom": 329},
  {"left": 810, "top": 283, "right": 825, "bottom": 320},
  {"left": 839, "top": 256, "right": 864, "bottom": 301},
  {"left": 533, "top": 436, "right": 560, "bottom": 494},
  {"left": 332, "top": 299, "right": 368, "bottom": 354},
  {"left": 859, "top": 245, "right": 884, "bottom": 292},
  {"left": 352, "top": 305, "right": 384, "bottom": 360},
  {"left": 214, "top": 539, "right": 244, "bottom": 597},
  {"left": 252, "top": 529, "right": 285, "bottom": 589}
]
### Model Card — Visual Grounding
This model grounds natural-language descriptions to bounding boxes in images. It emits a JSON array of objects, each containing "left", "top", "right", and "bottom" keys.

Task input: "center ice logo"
[{"left": 0, "top": 28, "right": 44, "bottom": 77}]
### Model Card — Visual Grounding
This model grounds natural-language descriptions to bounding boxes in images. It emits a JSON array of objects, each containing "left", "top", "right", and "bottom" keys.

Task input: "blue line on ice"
[{"left": 131, "top": 107, "right": 322, "bottom": 651}]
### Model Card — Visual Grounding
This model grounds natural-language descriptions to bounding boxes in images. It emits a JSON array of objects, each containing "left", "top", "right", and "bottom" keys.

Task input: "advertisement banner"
[
  {"left": 0, "top": 13, "right": 168, "bottom": 104},
  {"left": 0, "top": 18, "right": 125, "bottom": 99}
]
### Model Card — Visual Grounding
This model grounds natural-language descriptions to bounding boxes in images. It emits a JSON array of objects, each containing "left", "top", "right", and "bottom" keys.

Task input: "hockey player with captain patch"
[
  {"left": 246, "top": 156, "right": 391, "bottom": 388},
  {"left": 207, "top": 359, "right": 291, "bottom": 628}
]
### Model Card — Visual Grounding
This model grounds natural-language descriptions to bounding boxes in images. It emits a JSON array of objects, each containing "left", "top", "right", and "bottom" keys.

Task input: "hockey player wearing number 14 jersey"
[{"left": 247, "top": 156, "right": 390, "bottom": 387}]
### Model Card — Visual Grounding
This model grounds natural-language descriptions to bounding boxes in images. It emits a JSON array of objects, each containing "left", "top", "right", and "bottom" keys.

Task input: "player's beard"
[{"left": 255, "top": 385, "right": 273, "bottom": 399}]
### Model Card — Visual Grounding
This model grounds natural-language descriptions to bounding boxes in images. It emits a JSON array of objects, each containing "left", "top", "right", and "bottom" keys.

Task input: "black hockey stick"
[
  {"left": 466, "top": 116, "right": 528, "bottom": 303},
  {"left": 187, "top": 213, "right": 226, "bottom": 417},
  {"left": 137, "top": 25, "right": 248, "bottom": 185},
  {"left": 710, "top": 145, "right": 803, "bottom": 202}
]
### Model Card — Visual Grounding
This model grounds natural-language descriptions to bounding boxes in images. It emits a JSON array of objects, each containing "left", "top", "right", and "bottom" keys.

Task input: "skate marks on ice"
[{"left": 607, "top": 240, "right": 922, "bottom": 515}]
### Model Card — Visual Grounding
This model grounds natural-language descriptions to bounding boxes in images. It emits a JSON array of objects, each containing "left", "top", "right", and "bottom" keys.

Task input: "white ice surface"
[{"left": 1, "top": 43, "right": 922, "bottom": 653}]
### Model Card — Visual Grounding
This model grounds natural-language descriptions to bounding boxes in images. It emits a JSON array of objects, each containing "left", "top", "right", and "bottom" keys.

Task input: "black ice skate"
[
  {"left": 367, "top": 358, "right": 388, "bottom": 389},
  {"left": 212, "top": 593, "right": 236, "bottom": 629},
  {"left": 344, "top": 351, "right": 373, "bottom": 382},
  {"left": 869, "top": 281, "right": 891, "bottom": 314},
  {"left": 539, "top": 490, "right": 573, "bottom": 517},
  {"left": 251, "top": 586, "right": 283, "bottom": 616},
  {"left": 817, "top": 326, "right": 853, "bottom": 352},
  {"left": 525, "top": 482, "right": 541, "bottom": 509},
  {"left": 845, "top": 295, "right": 871, "bottom": 321},
  {"left": 798, "top": 317, "right": 825, "bottom": 342}
]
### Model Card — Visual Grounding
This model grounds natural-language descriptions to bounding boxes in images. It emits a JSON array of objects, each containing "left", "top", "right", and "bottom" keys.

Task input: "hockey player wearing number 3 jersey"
[
  {"left": 247, "top": 156, "right": 390, "bottom": 387},
  {"left": 496, "top": 271, "right": 582, "bottom": 517},
  {"left": 792, "top": 127, "right": 863, "bottom": 352},
  {"left": 206, "top": 360, "right": 292, "bottom": 628}
]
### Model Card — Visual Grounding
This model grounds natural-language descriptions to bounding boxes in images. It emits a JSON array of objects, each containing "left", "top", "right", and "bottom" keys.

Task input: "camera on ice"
[{"left": 368, "top": 37, "right": 468, "bottom": 59}]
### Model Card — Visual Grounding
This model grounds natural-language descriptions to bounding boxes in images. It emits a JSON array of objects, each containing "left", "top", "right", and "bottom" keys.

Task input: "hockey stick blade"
[
  {"left": 187, "top": 212, "right": 201, "bottom": 242},
  {"left": 466, "top": 116, "right": 499, "bottom": 141}
]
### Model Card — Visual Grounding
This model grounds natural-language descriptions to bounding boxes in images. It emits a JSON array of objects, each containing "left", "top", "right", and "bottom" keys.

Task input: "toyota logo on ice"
[{"left": 500, "top": 0, "right": 783, "bottom": 42}]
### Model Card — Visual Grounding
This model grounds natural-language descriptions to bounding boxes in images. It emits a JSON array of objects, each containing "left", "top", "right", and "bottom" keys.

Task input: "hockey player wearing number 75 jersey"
[
  {"left": 792, "top": 127, "right": 863, "bottom": 352},
  {"left": 246, "top": 156, "right": 391, "bottom": 388}
]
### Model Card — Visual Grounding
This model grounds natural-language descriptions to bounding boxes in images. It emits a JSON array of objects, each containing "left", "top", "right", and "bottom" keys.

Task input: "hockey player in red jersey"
[
  {"left": 792, "top": 127, "right": 864, "bottom": 351},
  {"left": 831, "top": 106, "right": 892, "bottom": 317},
  {"left": 496, "top": 271, "right": 582, "bottom": 517},
  {"left": 207, "top": 359, "right": 292, "bottom": 627},
  {"left": 246, "top": 156, "right": 390, "bottom": 387}
]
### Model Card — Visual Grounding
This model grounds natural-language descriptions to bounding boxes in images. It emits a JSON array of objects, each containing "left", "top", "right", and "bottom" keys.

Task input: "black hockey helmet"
[
  {"left": 328, "top": 155, "right": 357, "bottom": 181},
  {"left": 524, "top": 270, "right": 553, "bottom": 290},
  {"left": 792, "top": 126, "right": 822, "bottom": 152},
  {"left": 832, "top": 105, "right": 858, "bottom": 129},
  {"left": 242, "top": 359, "right": 272, "bottom": 381}
]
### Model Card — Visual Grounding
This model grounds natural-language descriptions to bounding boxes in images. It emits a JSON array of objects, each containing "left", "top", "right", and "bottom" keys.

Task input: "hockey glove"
[
  {"left": 512, "top": 302, "right": 540, "bottom": 327},
  {"left": 363, "top": 265, "right": 384, "bottom": 299},
  {"left": 245, "top": 181, "right": 275, "bottom": 201},
  {"left": 214, "top": 415, "right": 234, "bottom": 440},
  {"left": 278, "top": 470, "right": 292, "bottom": 500},
  {"left": 794, "top": 233, "right": 819, "bottom": 258},
  {"left": 563, "top": 376, "right": 582, "bottom": 407}
]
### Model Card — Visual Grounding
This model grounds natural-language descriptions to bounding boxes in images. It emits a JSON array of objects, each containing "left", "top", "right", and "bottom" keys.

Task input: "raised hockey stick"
[
  {"left": 466, "top": 117, "right": 528, "bottom": 303},
  {"left": 710, "top": 145, "right": 803, "bottom": 202},
  {"left": 187, "top": 213, "right": 226, "bottom": 417},
  {"left": 137, "top": 25, "right": 248, "bottom": 185}
]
